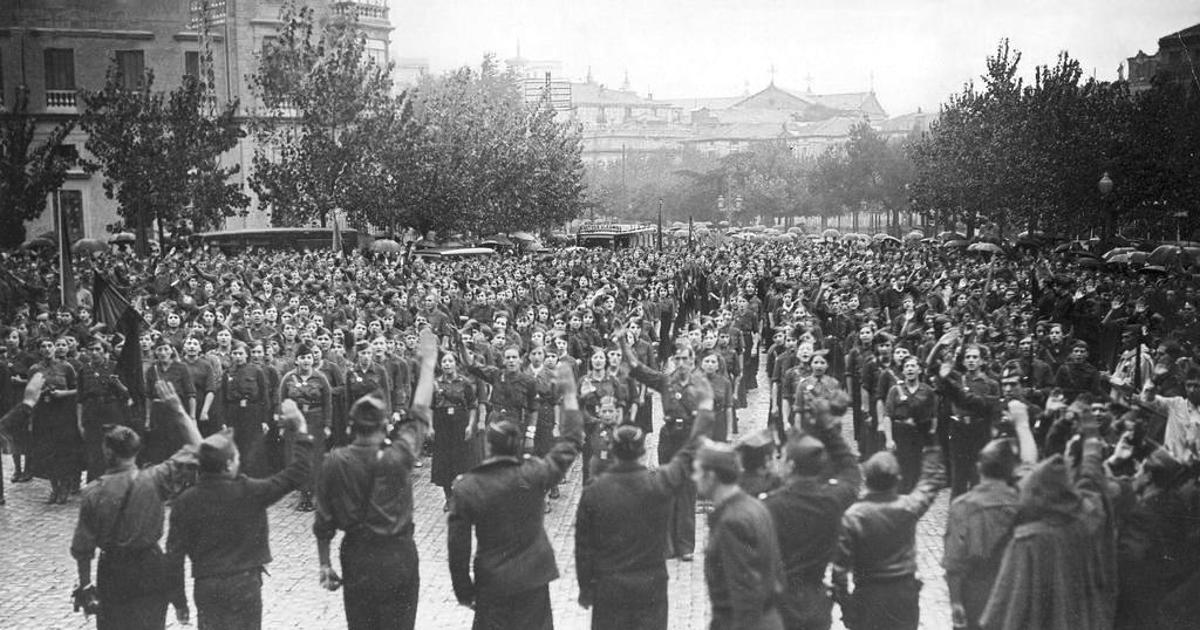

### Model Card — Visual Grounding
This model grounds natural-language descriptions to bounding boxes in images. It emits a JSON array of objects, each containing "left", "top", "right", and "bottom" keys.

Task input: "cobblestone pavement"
[{"left": 0, "top": 362, "right": 950, "bottom": 629}]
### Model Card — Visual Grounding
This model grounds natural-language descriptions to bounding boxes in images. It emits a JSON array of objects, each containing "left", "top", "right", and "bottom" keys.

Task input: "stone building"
[
  {"left": 0, "top": 0, "right": 393, "bottom": 240},
  {"left": 1127, "top": 22, "right": 1200, "bottom": 95}
]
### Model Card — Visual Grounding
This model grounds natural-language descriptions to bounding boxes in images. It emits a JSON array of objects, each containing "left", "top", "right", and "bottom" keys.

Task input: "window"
[
  {"left": 184, "top": 51, "right": 201, "bottom": 79},
  {"left": 53, "top": 144, "right": 80, "bottom": 167},
  {"left": 43, "top": 48, "right": 75, "bottom": 91},
  {"left": 115, "top": 50, "right": 145, "bottom": 90}
]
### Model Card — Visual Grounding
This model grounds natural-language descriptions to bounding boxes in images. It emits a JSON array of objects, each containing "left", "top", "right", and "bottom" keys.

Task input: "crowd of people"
[{"left": 0, "top": 233, "right": 1198, "bottom": 630}]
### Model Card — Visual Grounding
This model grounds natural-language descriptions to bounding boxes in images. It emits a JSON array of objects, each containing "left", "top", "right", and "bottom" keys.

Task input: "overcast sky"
[{"left": 388, "top": 0, "right": 1199, "bottom": 116}]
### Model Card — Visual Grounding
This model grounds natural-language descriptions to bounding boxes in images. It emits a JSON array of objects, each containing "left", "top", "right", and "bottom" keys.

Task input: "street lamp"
[{"left": 1098, "top": 172, "right": 1114, "bottom": 243}]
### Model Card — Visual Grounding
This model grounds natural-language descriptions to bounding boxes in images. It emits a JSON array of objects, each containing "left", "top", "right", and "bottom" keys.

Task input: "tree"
[
  {"left": 248, "top": 2, "right": 396, "bottom": 228},
  {"left": 393, "top": 56, "right": 586, "bottom": 235},
  {"left": 0, "top": 86, "right": 75, "bottom": 248},
  {"left": 80, "top": 52, "right": 246, "bottom": 252}
]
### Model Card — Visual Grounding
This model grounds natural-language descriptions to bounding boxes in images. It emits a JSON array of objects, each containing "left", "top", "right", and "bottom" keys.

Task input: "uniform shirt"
[
  {"left": 168, "top": 436, "right": 313, "bottom": 578},
  {"left": 70, "top": 446, "right": 198, "bottom": 559},
  {"left": 942, "top": 478, "right": 1019, "bottom": 624},
  {"left": 313, "top": 411, "right": 429, "bottom": 541},
  {"left": 222, "top": 362, "right": 270, "bottom": 406},
  {"left": 763, "top": 425, "right": 862, "bottom": 585},
  {"left": 705, "top": 489, "right": 786, "bottom": 627},
  {"left": 629, "top": 363, "right": 702, "bottom": 421},
  {"left": 465, "top": 364, "right": 538, "bottom": 416},
  {"left": 834, "top": 447, "right": 946, "bottom": 581}
]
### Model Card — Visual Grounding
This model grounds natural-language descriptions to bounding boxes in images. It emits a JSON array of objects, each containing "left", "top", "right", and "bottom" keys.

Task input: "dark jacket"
[
  {"left": 835, "top": 446, "right": 947, "bottom": 581},
  {"left": 763, "top": 424, "right": 862, "bottom": 586},
  {"left": 448, "top": 407, "right": 583, "bottom": 604},
  {"left": 942, "top": 478, "right": 1019, "bottom": 629},
  {"left": 168, "top": 435, "right": 313, "bottom": 578},
  {"left": 575, "top": 409, "right": 714, "bottom": 605},
  {"left": 705, "top": 489, "right": 786, "bottom": 630}
]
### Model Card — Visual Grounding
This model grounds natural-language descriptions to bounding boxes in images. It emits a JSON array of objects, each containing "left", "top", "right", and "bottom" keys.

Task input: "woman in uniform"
[
  {"left": 222, "top": 341, "right": 271, "bottom": 477},
  {"left": 28, "top": 336, "right": 80, "bottom": 504},
  {"left": 75, "top": 338, "right": 131, "bottom": 482},
  {"left": 278, "top": 344, "right": 331, "bottom": 511},
  {"left": 430, "top": 351, "right": 476, "bottom": 510}
]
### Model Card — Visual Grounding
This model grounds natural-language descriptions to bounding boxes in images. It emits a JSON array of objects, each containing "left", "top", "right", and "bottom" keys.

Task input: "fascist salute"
[{"left": 448, "top": 361, "right": 584, "bottom": 630}]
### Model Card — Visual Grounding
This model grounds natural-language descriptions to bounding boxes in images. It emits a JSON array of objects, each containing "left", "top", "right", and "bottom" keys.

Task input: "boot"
[
  {"left": 297, "top": 491, "right": 314, "bottom": 512},
  {"left": 47, "top": 480, "right": 61, "bottom": 504}
]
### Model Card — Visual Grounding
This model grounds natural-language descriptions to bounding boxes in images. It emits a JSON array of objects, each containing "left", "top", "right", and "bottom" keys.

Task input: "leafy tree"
[
  {"left": 80, "top": 52, "right": 246, "bottom": 252},
  {"left": 0, "top": 86, "right": 75, "bottom": 248},
  {"left": 248, "top": 2, "right": 396, "bottom": 228}
]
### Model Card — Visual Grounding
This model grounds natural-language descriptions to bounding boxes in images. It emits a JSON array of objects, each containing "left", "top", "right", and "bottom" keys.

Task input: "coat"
[
  {"left": 705, "top": 490, "right": 785, "bottom": 630},
  {"left": 447, "top": 407, "right": 583, "bottom": 605}
]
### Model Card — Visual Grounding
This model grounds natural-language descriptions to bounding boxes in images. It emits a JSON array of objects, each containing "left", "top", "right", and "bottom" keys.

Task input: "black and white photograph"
[{"left": 1, "top": 0, "right": 1199, "bottom": 628}]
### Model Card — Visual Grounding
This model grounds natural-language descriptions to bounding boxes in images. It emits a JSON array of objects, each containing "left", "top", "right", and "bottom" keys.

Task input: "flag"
[
  {"left": 331, "top": 212, "right": 343, "bottom": 255},
  {"left": 94, "top": 274, "right": 144, "bottom": 404},
  {"left": 57, "top": 197, "right": 77, "bottom": 310}
]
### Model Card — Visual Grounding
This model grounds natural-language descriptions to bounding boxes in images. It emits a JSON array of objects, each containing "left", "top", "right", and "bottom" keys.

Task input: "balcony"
[
  {"left": 46, "top": 90, "right": 78, "bottom": 113},
  {"left": 188, "top": 0, "right": 228, "bottom": 30},
  {"left": 333, "top": 0, "right": 389, "bottom": 21}
]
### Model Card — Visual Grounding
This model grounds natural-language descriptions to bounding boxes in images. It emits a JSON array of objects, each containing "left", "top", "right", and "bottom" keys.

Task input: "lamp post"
[{"left": 1098, "top": 172, "right": 1114, "bottom": 244}]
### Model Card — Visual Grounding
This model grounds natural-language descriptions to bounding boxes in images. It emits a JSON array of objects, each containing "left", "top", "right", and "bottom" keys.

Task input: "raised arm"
[{"left": 395, "top": 329, "right": 438, "bottom": 453}]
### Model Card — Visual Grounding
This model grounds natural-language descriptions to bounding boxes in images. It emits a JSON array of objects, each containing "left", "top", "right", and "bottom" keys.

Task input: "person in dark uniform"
[
  {"left": 694, "top": 439, "right": 786, "bottom": 630},
  {"left": 735, "top": 429, "right": 782, "bottom": 498},
  {"left": 221, "top": 342, "right": 271, "bottom": 478},
  {"left": 312, "top": 328, "right": 437, "bottom": 630},
  {"left": 935, "top": 344, "right": 1001, "bottom": 497},
  {"left": 763, "top": 393, "right": 862, "bottom": 630},
  {"left": 181, "top": 336, "right": 221, "bottom": 437},
  {"left": 463, "top": 343, "right": 539, "bottom": 437},
  {"left": 144, "top": 338, "right": 196, "bottom": 466},
  {"left": 342, "top": 340, "right": 389, "bottom": 446},
  {"left": 76, "top": 338, "right": 133, "bottom": 482},
  {"left": 168, "top": 400, "right": 313, "bottom": 630},
  {"left": 832, "top": 445, "right": 946, "bottom": 630},
  {"left": 70, "top": 379, "right": 201, "bottom": 630},
  {"left": 278, "top": 344, "right": 331, "bottom": 511},
  {"left": 574, "top": 372, "right": 715, "bottom": 630},
  {"left": 28, "top": 336, "right": 81, "bottom": 503},
  {"left": 448, "top": 361, "right": 584, "bottom": 630},
  {"left": 623, "top": 334, "right": 706, "bottom": 561},
  {"left": 431, "top": 351, "right": 477, "bottom": 510}
]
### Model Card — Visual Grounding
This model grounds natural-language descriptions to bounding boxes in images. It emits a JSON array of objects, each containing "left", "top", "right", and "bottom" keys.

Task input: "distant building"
[
  {"left": 393, "top": 56, "right": 429, "bottom": 90},
  {"left": 0, "top": 0, "right": 394, "bottom": 240},
  {"left": 1127, "top": 22, "right": 1200, "bottom": 95}
]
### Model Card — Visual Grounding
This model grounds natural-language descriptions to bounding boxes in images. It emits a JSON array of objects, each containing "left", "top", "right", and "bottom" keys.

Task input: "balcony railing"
[
  {"left": 188, "top": 0, "right": 228, "bottom": 29},
  {"left": 334, "top": 0, "right": 388, "bottom": 20},
  {"left": 46, "top": 90, "right": 77, "bottom": 112}
]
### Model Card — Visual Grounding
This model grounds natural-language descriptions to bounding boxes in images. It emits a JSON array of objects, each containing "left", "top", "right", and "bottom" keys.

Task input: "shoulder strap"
[{"left": 101, "top": 471, "right": 139, "bottom": 550}]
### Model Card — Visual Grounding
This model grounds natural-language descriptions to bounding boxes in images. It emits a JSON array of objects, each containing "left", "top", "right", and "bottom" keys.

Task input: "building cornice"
[{"left": 4, "top": 27, "right": 157, "bottom": 41}]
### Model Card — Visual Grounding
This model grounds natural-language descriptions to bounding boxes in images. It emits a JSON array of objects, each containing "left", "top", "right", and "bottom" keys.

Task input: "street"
[{"left": 0, "top": 363, "right": 951, "bottom": 629}]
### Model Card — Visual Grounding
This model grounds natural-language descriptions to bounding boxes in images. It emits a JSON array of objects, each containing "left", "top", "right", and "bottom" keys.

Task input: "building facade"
[
  {"left": 1127, "top": 22, "right": 1200, "bottom": 95},
  {"left": 0, "top": 0, "right": 392, "bottom": 241}
]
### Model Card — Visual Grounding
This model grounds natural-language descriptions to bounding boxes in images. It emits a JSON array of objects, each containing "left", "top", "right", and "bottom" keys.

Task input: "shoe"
[
  {"left": 549, "top": 486, "right": 560, "bottom": 499},
  {"left": 16, "top": 473, "right": 32, "bottom": 483},
  {"left": 297, "top": 499, "right": 315, "bottom": 512},
  {"left": 544, "top": 499, "right": 552, "bottom": 514},
  {"left": 679, "top": 553, "right": 694, "bottom": 562},
  {"left": 9, "top": 472, "right": 18, "bottom": 483},
  {"left": 414, "top": 459, "right": 424, "bottom": 468},
  {"left": 57, "top": 492, "right": 69, "bottom": 505},
  {"left": 47, "top": 491, "right": 60, "bottom": 504},
  {"left": 0, "top": 496, "right": 6, "bottom": 506},
  {"left": 443, "top": 500, "right": 450, "bottom": 513}
]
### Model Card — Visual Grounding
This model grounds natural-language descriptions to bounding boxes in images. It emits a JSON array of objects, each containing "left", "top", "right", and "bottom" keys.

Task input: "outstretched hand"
[
  {"left": 155, "top": 380, "right": 185, "bottom": 415},
  {"left": 22, "top": 372, "right": 46, "bottom": 407}
]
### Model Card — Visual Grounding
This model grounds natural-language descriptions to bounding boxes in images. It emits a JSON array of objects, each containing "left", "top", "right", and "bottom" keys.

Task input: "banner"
[
  {"left": 94, "top": 274, "right": 144, "bottom": 403},
  {"left": 57, "top": 195, "right": 77, "bottom": 310}
]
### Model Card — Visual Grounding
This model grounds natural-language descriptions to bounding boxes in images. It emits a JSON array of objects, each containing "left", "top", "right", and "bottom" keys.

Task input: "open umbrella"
[
  {"left": 21, "top": 236, "right": 56, "bottom": 250},
  {"left": 717, "top": 220, "right": 731, "bottom": 228},
  {"left": 1147, "top": 244, "right": 1182, "bottom": 267},
  {"left": 903, "top": 230, "right": 924, "bottom": 242},
  {"left": 938, "top": 231, "right": 967, "bottom": 241},
  {"left": 73, "top": 238, "right": 106, "bottom": 254},
  {"left": 370, "top": 239, "right": 402, "bottom": 254},
  {"left": 109, "top": 232, "right": 136, "bottom": 244},
  {"left": 1077, "top": 257, "right": 1105, "bottom": 269},
  {"left": 480, "top": 234, "right": 514, "bottom": 248},
  {"left": 943, "top": 239, "right": 970, "bottom": 249},
  {"left": 1103, "top": 247, "right": 1136, "bottom": 261},
  {"left": 1138, "top": 265, "right": 1168, "bottom": 275},
  {"left": 822, "top": 228, "right": 841, "bottom": 239},
  {"left": 874, "top": 234, "right": 902, "bottom": 245},
  {"left": 967, "top": 242, "right": 1004, "bottom": 254},
  {"left": 787, "top": 226, "right": 805, "bottom": 235},
  {"left": 508, "top": 231, "right": 537, "bottom": 242}
]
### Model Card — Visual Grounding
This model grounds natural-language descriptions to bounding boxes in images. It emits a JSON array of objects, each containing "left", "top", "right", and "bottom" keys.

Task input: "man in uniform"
[
  {"left": 167, "top": 398, "right": 314, "bottom": 629},
  {"left": 311, "top": 329, "right": 437, "bottom": 630},
  {"left": 448, "top": 362, "right": 584, "bottom": 630},
  {"left": 70, "top": 379, "right": 202, "bottom": 630},
  {"left": 464, "top": 343, "right": 538, "bottom": 438},
  {"left": 694, "top": 439, "right": 785, "bottom": 630},
  {"left": 574, "top": 373, "right": 716, "bottom": 630},
  {"left": 936, "top": 345, "right": 1001, "bottom": 497},
  {"left": 763, "top": 394, "right": 862, "bottom": 630},
  {"left": 942, "top": 439, "right": 1019, "bottom": 630}
]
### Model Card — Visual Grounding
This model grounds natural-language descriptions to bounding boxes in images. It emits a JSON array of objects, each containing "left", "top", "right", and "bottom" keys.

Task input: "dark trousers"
[
  {"left": 195, "top": 569, "right": 262, "bottom": 630},
  {"left": 340, "top": 533, "right": 419, "bottom": 630},
  {"left": 892, "top": 422, "right": 924, "bottom": 494},
  {"left": 473, "top": 584, "right": 553, "bottom": 630},
  {"left": 847, "top": 576, "right": 920, "bottom": 630},
  {"left": 658, "top": 420, "right": 695, "bottom": 557},
  {"left": 592, "top": 596, "right": 668, "bottom": 630},
  {"left": 948, "top": 420, "right": 990, "bottom": 497},
  {"left": 97, "top": 594, "right": 168, "bottom": 630},
  {"left": 781, "top": 582, "right": 833, "bottom": 630}
]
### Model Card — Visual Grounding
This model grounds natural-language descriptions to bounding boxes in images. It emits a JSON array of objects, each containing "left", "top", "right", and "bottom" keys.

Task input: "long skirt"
[
  {"left": 284, "top": 408, "right": 325, "bottom": 492},
  {"left": 29, "top": 397, "right": 82, "bottom": 481},
  {"left": 431, "top": 406, "right": 475, "bottom": 488},
  {"left": 226, "top": 401, "right": 268, "bottom": 478}
]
